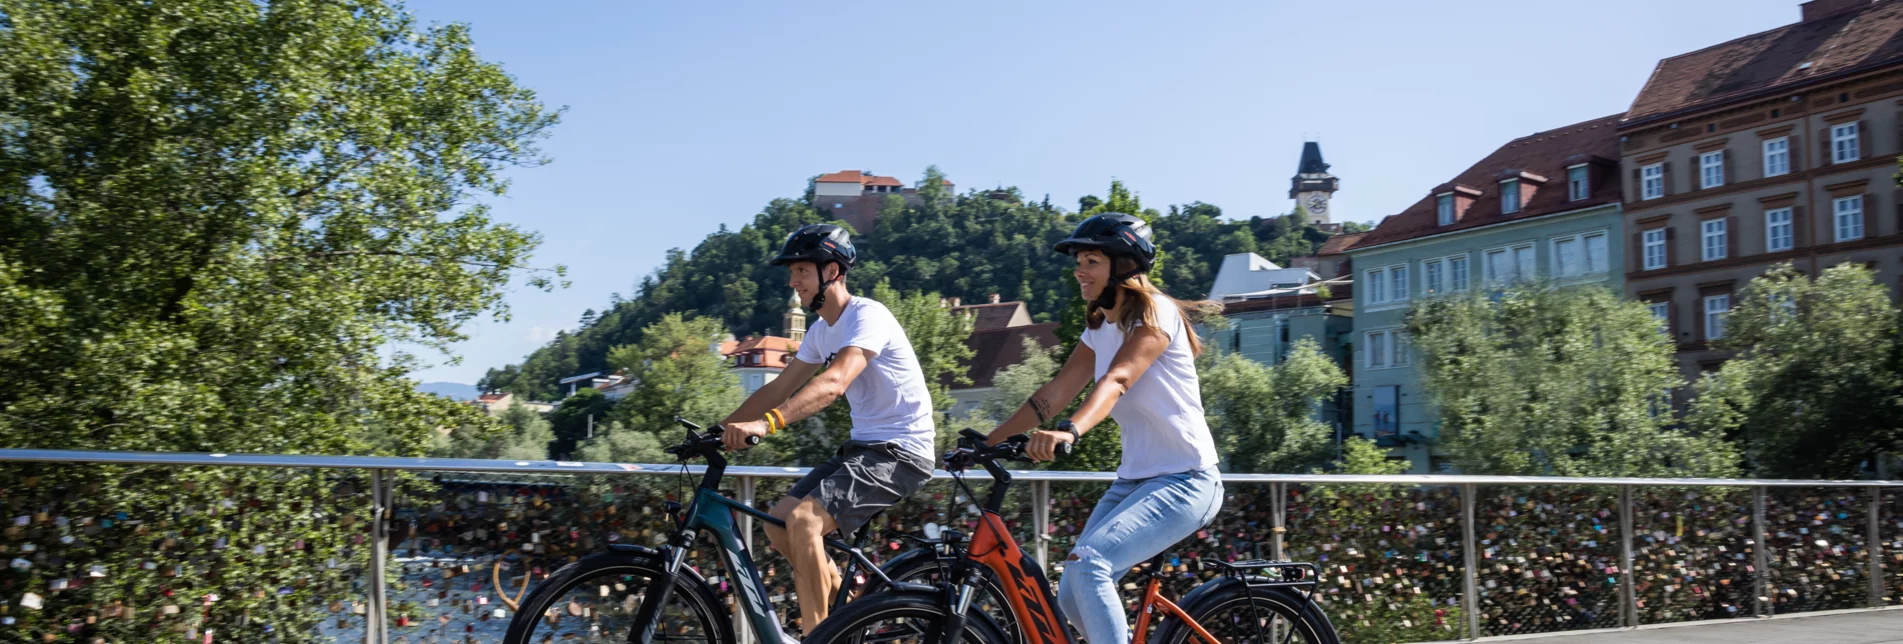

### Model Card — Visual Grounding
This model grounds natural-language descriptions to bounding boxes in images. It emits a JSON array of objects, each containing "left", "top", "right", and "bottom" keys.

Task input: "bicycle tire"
[
  {"left": 869, "top": 550, "right": 1023, "bottom": 644},
  {"left": 1157, "top": 582, "right": 1339, "bottom": 644},
  {"left": 803, "top": 590, "right": 1011, "bottom": 644},
  {"left": 501, "top": 550, "right": 736, "bottom": 644}
]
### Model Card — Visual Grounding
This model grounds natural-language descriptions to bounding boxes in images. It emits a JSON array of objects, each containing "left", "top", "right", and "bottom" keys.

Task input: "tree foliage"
[
  {"left": 1203, "top": 338, "right": 1347, "bottom": 473},
  {"left": 486, "top": 174, "right": 1338, "bottom": 400},
  {"left": 1685, "top": 263, "right": 1903, "bottom": 478},
  {"left": 432, "top": 403, "right": 558, "bottom": 461},
  {"left": 0, "top": 0, "right": 556, "bottom": 639},
  {"left": 1407, "top": 284, "right": 1738, "bottom": 477}
]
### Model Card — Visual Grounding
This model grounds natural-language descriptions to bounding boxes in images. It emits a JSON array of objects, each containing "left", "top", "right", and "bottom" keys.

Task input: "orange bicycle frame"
[
  {"left": 968, "top": 511, "right": 1072, "bottom": 644},
  {"left": 1129, "top": 575, "right": 1220, "bottom": 644}
]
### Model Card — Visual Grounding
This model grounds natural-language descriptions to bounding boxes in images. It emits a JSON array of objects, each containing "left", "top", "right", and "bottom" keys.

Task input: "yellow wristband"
[{"left": 765, "top": 409, "right": 786, "bottom": 434}]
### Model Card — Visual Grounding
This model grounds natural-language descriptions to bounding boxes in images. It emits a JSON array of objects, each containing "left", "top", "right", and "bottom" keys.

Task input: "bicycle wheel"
[
  {"left": 502, "top": 550, "right": 735, "bottom": 644},
  {"left": 1159, "top": 582, "right": 1338, "bottom": 644},
  {"left": 874, "top": 551, "right": 1022, "bottom": 644},
  {"left": 804, "top": 591, "right": 1010, "bottom": 644}
]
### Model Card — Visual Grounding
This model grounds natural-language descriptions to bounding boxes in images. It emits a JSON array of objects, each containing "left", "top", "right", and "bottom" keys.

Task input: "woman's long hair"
[{"left": 1085, "top": 255, "right": 1223, "bottom": 355}]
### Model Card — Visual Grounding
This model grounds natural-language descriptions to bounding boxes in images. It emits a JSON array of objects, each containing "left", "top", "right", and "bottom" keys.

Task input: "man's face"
[{"left": 786, "top": 261, "right": 835, "bottom": 308}]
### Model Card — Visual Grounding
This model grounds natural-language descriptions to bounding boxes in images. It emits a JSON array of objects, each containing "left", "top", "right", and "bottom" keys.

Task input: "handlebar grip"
[
  {"left": 745, "top": 435, "right": 761, "bottom": 446},
  {"left": 1054, "top": 441, "right": 1073, "bottom": 456}
]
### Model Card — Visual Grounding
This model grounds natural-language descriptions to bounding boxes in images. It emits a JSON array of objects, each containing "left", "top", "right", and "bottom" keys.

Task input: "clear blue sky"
[{"left": 402, "top": 0, "right": 1807, "bottom": 386}]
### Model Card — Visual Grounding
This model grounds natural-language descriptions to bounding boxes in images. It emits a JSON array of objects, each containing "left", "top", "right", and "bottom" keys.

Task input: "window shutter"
[
  {"left": 1662, "top": 162, "right": 1674, "bottom": 196},
  {"left": 1695, "top": 296, "right": 1707, "bottom": 341},
  {"left": 1667, "top": 302, "right": 1681, "bottom": 342},
  {"left": 1724, "top": 150, "right": 1735, "bottom": 185},
  {"left": 1631, "top": 232, "right": 1644, "bottom": 272},
  {"left": 1726, "top": 216, "right": 1740, "bottom": 258},
  {"left": 1664, "top": 227, "right": 1677, "bottom": 266},
  {"left": 1630, "top": 167, "right": 1642, "bottom": 201},
  {"left": 1789, "top": 134, "right": 1803, "bottom": 171},
  {"left": 1820, "top": 127, "right": 1833, "bottom": 165},
  {"left": 1865, "top": 193, "right": 1879, "bottom": 239},
  {"left": 1895, "top": 189, "right": 1903, "bottom": 234},
  {"left": 1792, "top": 205, "right": 1807, "bottom": 248},
  {"left": 1858, "top": 121, "right": 1871, "bottom": 159}
]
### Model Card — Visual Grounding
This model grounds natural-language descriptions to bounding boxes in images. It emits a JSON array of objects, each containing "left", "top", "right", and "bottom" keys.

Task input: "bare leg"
[
  {"left": 764, "top": 496, "right": 801, "bottom": 557},
  {"left": 784, "top": 496, "right": 841, "bottom": 632}
]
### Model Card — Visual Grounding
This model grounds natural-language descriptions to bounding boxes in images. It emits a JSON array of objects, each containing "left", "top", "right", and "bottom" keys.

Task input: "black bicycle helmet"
[
  {"left": 1053, "top": 213, "right": 1156, "bottom": 272},
  {"left": 770, "top": 224, "right": 857, "bottom": 272}
]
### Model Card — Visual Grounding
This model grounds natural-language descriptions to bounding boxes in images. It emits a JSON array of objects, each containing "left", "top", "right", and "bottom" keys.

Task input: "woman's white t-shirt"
[{"left": 1079, "top": 293, "right": 1219, "bottom": 480}]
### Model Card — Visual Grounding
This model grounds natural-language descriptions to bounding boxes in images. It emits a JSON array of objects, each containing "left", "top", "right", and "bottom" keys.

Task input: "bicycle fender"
[{"left": 607, "top": 543, "right": 660, "bottom": 557}]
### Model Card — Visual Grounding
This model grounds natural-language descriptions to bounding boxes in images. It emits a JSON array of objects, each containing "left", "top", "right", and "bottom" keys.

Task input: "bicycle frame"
[
  {"left": 632, "top": 438, "right": 904, "bottom": 644},
  {"left": 946, "top": 457, "right": 1073, "bottom": 644},
  {"left": 1129, "top": 574, "right": 1219, "bottom": 644}
]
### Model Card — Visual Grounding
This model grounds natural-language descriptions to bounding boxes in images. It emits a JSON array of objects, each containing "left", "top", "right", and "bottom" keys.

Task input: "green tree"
[
  {"left": 1685, "top": 263, "right": 1903, "bottom": 478},
  {"left": 1202, "top": 339, "right": 1346, "bottom": 473},
  {"left": 548, "top": 388, "right": 615, "bottom": 458},
  {"left": 432, "top": 403, "right": 557, "bottom": 460},
  {"left": 574, "top": 421, "right": 668, "bottom": 464},
  {"left": 982, "top": 336, "right": 1064, "bottom": 423},
  {"left": 604, "top": 314, "right": 743, "bottom": 433},
  {"left": 1407, "top": 284, "right": 1738, "bottom": 477},
  {"left": 0, "top": 1, "right": 556, "bottom": 639}
]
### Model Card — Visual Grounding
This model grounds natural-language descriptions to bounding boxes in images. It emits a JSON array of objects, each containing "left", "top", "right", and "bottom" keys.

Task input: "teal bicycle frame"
[{"left": 631, "top": 429, "right": 927, "bottom": 644}]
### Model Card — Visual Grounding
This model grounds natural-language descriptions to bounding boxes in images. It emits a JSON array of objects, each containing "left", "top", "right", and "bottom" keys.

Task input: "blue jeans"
[{"left": 1055, "top": 468, "right": 1222, "bottom": 644}]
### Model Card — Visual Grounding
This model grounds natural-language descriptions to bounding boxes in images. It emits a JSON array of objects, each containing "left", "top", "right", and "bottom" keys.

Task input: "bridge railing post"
[
  {"left": 737, "top": 475, "right": 756, "bottom": 643},
  {"left": 1870, "top": 484, "right": 1884, "bottom": 608},
  {"left": 1032, "top": 480, "right": 1050, "bottom": 571},
  {"left": 1620, "top": 484, "right": 1636, "bottom": 628},
  {"left": 368, "top": 469, "right": 391, "bottom": 644},
  {"left": 1753, "top": 485, "right": 1770, "bottom": 618},
  {"left": 1461, "top": 483, "right": 1480, "bottom": 640},
  {"left": 1270, "top": 481, "right": 1286, "bottom": 561}
]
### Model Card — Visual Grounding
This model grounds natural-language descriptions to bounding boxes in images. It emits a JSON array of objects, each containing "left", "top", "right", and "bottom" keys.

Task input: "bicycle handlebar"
[
  {"left": 663, "top": 418, "right": 760, "bottom": 460},
  {"left": 943, "top": 428, "right": 1072, "bottom": 471}
]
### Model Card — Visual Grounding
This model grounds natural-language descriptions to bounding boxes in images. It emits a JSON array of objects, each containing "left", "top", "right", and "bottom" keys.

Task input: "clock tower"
[{"left": 1288, "top": 141, "right": 1339, "bottom": 224}]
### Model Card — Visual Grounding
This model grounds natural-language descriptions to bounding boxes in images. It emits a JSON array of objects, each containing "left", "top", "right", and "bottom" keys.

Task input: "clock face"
[{"left": 1306, "top": 193, "right": 1329, "bottom": 214}]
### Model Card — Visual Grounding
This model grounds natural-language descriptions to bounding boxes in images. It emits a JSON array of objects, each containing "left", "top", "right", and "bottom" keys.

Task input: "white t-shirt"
[
  {"left": 1080, "top": 293, "right": 1219, "bottom": 480},
  {"left": 794, "top": 296, "right": 937, "bottom": 459}
]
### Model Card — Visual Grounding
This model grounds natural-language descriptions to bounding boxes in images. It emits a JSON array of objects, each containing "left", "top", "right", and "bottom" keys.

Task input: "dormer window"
[
  {"left": 1500, "top": 179, "right": 1521, "bottom": 214},
  {"left": 1567, "top": 165, "right": 1589, "bottom": 201},
  {"left": 1436, "top": 194, "right": 1454, "bottom": 226}
]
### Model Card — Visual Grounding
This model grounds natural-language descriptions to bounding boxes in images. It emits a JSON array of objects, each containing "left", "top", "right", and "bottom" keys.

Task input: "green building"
[{"left": 1344, "top": 114, "right": 1627, "bottom": 472}]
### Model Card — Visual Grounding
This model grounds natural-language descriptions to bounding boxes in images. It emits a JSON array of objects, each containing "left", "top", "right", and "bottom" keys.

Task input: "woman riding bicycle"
[{"left": 983, "top": 212, "right": 1223, "bottom": 644}]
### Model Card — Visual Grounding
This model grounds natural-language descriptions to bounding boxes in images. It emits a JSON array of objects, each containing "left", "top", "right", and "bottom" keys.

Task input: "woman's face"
[{"left": 1073, "top": 250, "right": 1111, "bottom": 301}]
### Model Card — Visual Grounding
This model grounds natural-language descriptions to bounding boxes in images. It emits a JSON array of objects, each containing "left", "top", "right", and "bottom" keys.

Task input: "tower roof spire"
[{"left": 1296, "top": 141, "right": 1330, "bottom": 175}]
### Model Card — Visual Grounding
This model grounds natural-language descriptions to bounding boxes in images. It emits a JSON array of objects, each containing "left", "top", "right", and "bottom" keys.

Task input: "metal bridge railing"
[{"left": 0, "top": 449, "right": 1895, "bottom": 644}]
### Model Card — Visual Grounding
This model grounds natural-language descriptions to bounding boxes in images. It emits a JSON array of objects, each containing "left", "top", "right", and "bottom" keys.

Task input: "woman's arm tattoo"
[{"left": 1028, "top": 396, "right": 1052, "bottom": 424}]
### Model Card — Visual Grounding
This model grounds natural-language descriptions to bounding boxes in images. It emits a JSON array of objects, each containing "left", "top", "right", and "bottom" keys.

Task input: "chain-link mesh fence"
[{"left": 2, "top": 455, "right": 1899, "bottom": 644}]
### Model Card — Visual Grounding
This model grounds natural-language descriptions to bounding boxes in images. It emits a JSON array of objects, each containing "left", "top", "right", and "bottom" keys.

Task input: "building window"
[
  {"left": 1449, "top": 255, "right": 1470, "bottom": 292},
  {"left": 1831, "top": 122, "right": 1860, "bottom": 163},
  {"left": 1699, "top": 150, "right": 1725, "bottom": 188},
  {"left": 1391, "top": 265, "right": 1409, "bottom": 301},
  {"left": 1437, "top": 193, "right": 1454, "bottom": 226},
  {"left": 1424, "top": 259, "right": 1444, "bottom": 294},
  {"left": 1554, "top": 236, "right": 1579, "bottom": 277},
  {"left": 1834, "top": 195, "right": 1864, "bottom": 242},
  {"left": 1701, "top": 219, "right": 1728, "bottom": 261},
  {"left": 1484, "top": 243, "right": 1535, "bottom": 284},
  {"left": 1703, "top": 294, "right": 1730, "bottom": 340},
  {"left": 1366, "top": 269, "right": 1389, "bottom": 305},
  {"left": 1583, "top": 232, "right": 1607, "bottom": 274},
  {"left": 1647, "top": 301, "right": 1671, "bottom": 333},
  {"left": 1641, "top": 163, "right": 1664, "bottom": 200},
  {"left": 1763, "top": 137, "right": 1789, "bottom": 177},
  {"left": 1765, "top": 207, "right": 1793, "bottom": 252},
  {"left": 1501, "top": 179, "right": 1521, "bottom": 214},
  {"left": 1567, "top": 165, "right": 1589, "bottom": 201},
  {"left": 1642, "top": 229, "right": 1667, "bottom": 270},
  {"left": 1366, "top": 330, "right": 1390, "bottom": 368}
]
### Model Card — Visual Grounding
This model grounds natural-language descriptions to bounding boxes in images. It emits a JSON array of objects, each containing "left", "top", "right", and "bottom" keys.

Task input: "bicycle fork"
[
  {"left": 938, "top": 558, "right": 983, "bottom": 644},
  {"left": 630, "top": 532, "right": 693, "bottom": 644}
]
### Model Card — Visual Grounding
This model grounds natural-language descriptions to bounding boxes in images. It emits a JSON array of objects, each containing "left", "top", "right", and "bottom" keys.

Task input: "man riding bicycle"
[{"left": 720, "top": 223, "right": 937, "bottom": 633}]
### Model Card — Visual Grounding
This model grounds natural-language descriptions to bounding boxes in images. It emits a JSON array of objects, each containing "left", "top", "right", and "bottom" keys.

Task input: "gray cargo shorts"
[{"left": 786, "top": 439, "right": 934, "bottom": 536}]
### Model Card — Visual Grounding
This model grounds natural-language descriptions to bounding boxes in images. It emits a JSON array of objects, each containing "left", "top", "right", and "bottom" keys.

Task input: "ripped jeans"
[{"left": 1055, "top": 467, "right": 1222, "bottom": 644}]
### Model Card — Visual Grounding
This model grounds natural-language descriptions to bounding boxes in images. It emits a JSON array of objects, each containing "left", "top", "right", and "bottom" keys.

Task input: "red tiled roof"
[
  {"left": 724, "top": 336, "right": 800, "bottom": 355},
  {"left": 815, "top": 170, "right": 865, "bottom": 184},
  {"left": 1315, "top": 232, "right": 1367, "bottom": 257},
  {"left": 946, "top": 323, "right": 1060, "bottom": 390},
  {"left": 864, "top": 175, "right": 903, "bottom": 187},
  {"left": 1625, "top": 1, "right": 1903, "bottom": 124},
  {"left": 477, "top": 392, "right": 509, "bottom": 403},
  {"left": 1220, "top": 284, "right": 1352, "bottom": 314},
  {"left": 1349, "top": 114, "right": 1623, "bottom": 252},
  {"left": 948, "top": 301, "right": 1028, "bottom": 331}
]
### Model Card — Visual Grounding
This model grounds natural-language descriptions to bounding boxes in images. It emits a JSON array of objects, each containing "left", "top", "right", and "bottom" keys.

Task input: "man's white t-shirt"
[
  {"left": 1080, "top": 293, "right": 1219, "bottom": 480},
  {"left": 794, "top": 296, "right": 937, "bottom": 459}
]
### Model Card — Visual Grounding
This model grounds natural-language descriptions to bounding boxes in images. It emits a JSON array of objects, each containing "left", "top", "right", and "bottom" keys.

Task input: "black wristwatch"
[{"left": 1054, "top": 420, "right": 1079, "bottom": 442}]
